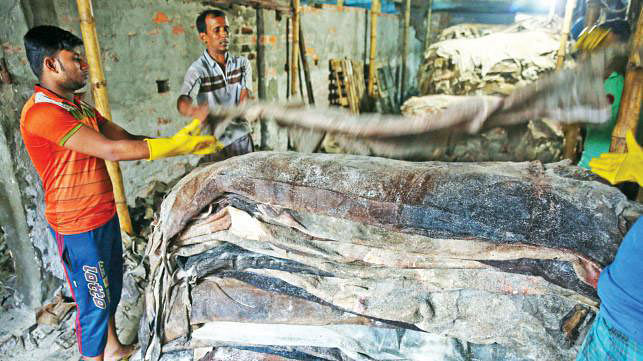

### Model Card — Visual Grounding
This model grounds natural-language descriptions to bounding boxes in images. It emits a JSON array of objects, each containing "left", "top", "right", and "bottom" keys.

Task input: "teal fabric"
[
  {"left": 578, "top": 72, "right": 624, "bottom": 169},
  {"left": 576, "top": 310, "right": 643, "bottom": 361}
]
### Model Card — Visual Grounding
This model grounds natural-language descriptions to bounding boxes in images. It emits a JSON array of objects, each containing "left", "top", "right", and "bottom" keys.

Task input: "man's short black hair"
[
  {"left": 23, "top": 25, "right": 83, "bottom": 79},
  {"left": 196, "top": 9, "right": 226, "bottom": 34}
]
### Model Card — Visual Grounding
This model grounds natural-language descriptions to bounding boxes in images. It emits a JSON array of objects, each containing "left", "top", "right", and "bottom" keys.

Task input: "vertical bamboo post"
[
  {"left": 76, "top": 0, "right": 134, "bottom": 237},
  {"left": 610, "top": 6, "right": 643, "bottom": 152},
  {"left": 286, "top": 18, "right": 290, "bottom": 98},
  {"left": 291, "top": 0, "right": 300, "bottom": 98},
  {"left": 400, "top": 0, "right": 411, "bottom": 104},
  {"left": 423, "top": 0, "right": 434, "bottom": 52},
  {"left": 299, "top": 23, "right": 315, "bottom": 105},
  {"left": 368, "top": 0, "right": 380, "bottom": 97},
  {"left": 338, "top": 0, "right": 344, "bottom": 11},
  {"left": 560, "top": 0, "right": 581, "bottom": 161},
  {"left": 256, "top": 8, "right": 266, "bottom": 100},
  {"left": 556, "top": 0, "right": 577, "bottom": 69}
]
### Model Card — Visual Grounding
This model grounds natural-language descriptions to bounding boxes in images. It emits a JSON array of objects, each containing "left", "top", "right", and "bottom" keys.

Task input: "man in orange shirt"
[{"left": 21, "top": 26, "right": 221, "bottom": 361}]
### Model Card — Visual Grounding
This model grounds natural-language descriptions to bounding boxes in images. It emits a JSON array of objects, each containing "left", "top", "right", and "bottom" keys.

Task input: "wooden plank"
[
  {"left": 401, "top": 0, "right": 411, "bottom": 103},
  {"left": 291, "top": 0, "right": 300, "bottom": 97},
  {"left": 559, "top": 0, "right": 579, "bottom": 161},
  {"left": 611, "top": 6, "right": 643, "bottom": 152},
  {"left": 368, "top": 0, "right": 380, "bottom": 96}
]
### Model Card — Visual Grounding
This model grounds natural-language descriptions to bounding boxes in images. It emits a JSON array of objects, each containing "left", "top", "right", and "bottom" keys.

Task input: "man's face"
[
  {"left": 53, "top": 47, "right": 89, "bottom": 91},
  {"left": 200, "top": 16, "right": 229, "bottom": 54}
]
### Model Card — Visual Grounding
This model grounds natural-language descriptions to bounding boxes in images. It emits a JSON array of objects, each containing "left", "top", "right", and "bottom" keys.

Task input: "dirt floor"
[
  {"left": 0, "top": 232, "right": 143, "bottom": 361},
  {"left": 0, "top": 299, "right": 144, "bottom": 361}
]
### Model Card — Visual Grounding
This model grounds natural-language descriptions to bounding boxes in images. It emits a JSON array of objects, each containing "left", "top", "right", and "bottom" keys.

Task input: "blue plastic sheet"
[{"left": 300, "top": 0, "right": 399, "bottom": 14}]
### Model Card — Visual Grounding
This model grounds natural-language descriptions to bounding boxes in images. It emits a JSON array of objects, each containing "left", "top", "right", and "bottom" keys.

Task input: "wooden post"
[
  {"left": 256, "top": 8, "right": 266, "bottom": 100},
  {"left": 291, "top": 0, "right": 300, "bottom": 98},
  {"left": 400, "top": 0, "right": 411, "bottom": 104},
  {"left": 286, "top": 18, "right": 290, "bottom": 98},
  {"left": 368, "top": 0, "right": 380, "bottom": 97},
  {"left": 423, "top": 0, "right": 434, "bottom": 52},
  {"left": 560, "top": 0, "right": 580, "bottom": 161},
  {"left": 76, "top": 0, "right": 134, "bottom": 237},
  {"left": 610, "top": 6, "right": 643, "bottom": 152},
  {"left": 299, "top": 22, "right": 315, "bottom": 105},
  {"left": 556, "top": 0, "right": 577, "bottom": 69},
  {"left": 337, "top": 0, "right": 344, "bottom": 11}
]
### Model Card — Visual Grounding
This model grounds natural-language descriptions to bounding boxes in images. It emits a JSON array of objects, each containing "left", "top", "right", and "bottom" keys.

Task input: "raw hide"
[{"left": 140, "top": 152, "right": 641, "bottom": 361}]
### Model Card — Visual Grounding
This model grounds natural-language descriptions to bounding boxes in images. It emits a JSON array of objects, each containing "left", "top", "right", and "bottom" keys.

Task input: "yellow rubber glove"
[
  {"left": 175, "top": 118, "right": 202, "bottom": 137},
  {"left": 589, "top": 130, "right": 643, "bottom": 186},
  {"left": 145, "top": 119, "right": 224, "bottom": 160},
  {"left": 575, "top": 26, "right": 610, "bottom": 52}
]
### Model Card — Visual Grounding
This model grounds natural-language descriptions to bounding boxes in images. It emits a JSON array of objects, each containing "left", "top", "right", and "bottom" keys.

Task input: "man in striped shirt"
[
  {"left": 21, "top": 26, "right": 219, "bottom": 361},
  {"left": 177, "top": 9, "right": 254, "bottom": 160}
]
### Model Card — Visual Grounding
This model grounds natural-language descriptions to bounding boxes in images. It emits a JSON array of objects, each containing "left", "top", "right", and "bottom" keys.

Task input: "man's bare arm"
[
  {"left": 65, "top": 125, "right": 150, "bottom": 161},
  {"left": 100, "top": 121, "right": 146, "bottom": 141}
]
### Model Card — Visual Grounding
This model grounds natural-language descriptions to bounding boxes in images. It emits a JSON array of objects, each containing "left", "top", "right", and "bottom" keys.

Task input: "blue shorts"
[
  {"left": 49, "top": 215, "right": 123, "bottom": 357},
  {"left": 577, "top": 310, "right": 643, "bottom": 361}
]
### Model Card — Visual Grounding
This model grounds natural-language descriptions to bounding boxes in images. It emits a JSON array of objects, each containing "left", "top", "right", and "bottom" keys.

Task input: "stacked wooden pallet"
[{"left": 328, "top": 58, "right": 365, "bottom": 114}]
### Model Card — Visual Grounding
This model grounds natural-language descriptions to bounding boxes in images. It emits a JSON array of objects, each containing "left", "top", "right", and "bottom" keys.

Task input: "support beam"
[
  {"left": 299, "top": 22, "right": 315, "bottom": 105},
  {"left": 368, "top": 0, "right": 380, "bottom": 97},
  {"left": 76, "top": 0, "right": 134, "bottom": 238},
  {"left": 424, "top": 0, "right": 434, "bottom": 52},
  {"left": 610, "top": 6, "right": 643, "bottom": 152},
  {"left": 256, "top": 8, "right": 266, "bottom": 100},
  {"left": 291, "top": 0, "right": 300, "bottom": 98},
  {"left": 400, "top": 0, "right": 411, "bottom": 104},
  {"left": 560, "top": 0, "right": 580, "bottom": 161}
]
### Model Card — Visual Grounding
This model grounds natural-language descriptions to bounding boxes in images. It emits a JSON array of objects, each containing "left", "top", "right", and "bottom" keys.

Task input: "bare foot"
[{"left": 104, "top": 344, "right": 137, "bottom": 361}]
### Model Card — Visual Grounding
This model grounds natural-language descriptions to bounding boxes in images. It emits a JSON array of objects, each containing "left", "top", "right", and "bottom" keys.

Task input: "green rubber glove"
[
  {"left": 589, "top": 130, "right": 643, "bottom": 186},
  {"left": 145, "top": 119, "right": 223, "bottom": 160}
]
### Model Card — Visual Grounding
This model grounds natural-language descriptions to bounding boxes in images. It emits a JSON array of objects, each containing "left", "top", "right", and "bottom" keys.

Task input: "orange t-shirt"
[{"left": 20, "top": 85, "right": 116, "bottom": 234}]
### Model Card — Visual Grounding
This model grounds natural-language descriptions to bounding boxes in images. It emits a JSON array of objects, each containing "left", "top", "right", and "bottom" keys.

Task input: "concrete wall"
[
  {"left": 258, "top": 4, "right": 424, "bottom": 106},
  {"left": 0, "top": 0, "right": 66, "bottom": 308}
]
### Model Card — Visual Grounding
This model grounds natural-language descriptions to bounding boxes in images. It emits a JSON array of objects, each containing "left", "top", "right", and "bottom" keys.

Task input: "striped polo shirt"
[
  {"left": 180, "top": 50, "right": 252, "bottom": 145},
  {"left": 20, "top": 85, "right": 116, "bottom": 234}
]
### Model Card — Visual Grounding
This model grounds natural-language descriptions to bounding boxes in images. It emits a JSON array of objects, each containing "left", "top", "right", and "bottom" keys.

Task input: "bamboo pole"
[
  {"left": 299, "top": 22, "right": 315, "bottom": 105},
  {"left": 76, "top": 0, "right": 134, "bottom": 237},
  {"left": 400, "top": 0, "right": 411, "bottom": 104},
  {"left": 256, "top": 8, "right": 266, "bottom": 100},
  {"left": 556, "top": 0, "right": 577, "bottom": 69},
  {"left": 610, "top": 6, "right": 643, "bottom": 152},
  {"left": 560, "top": 0, "right": 580, "bottom": 161},
  {"left": 368, "top": 0, "right": 380, "bottom": 97},
  {"left": 337, "top": 0, "right": 344, "bottom": 11},
  {"left": 286, "top": 18, "right": 290, "bottom": 98},
  {"left": 423, "top": 0, "right": 434, "bottom": 52},
  {"left": 291, "top": 0, "right": 300, "bottom": 98}
]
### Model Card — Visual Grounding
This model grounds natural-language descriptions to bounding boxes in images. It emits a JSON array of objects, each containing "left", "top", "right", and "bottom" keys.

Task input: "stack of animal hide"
[
  {"left": 139, "top": 151, "right": 642, "bottom": 361},
  {"left": 419, "top": 17, "right": 563, "bottom": 96},
  {"left": 399, "top": 95, "right": 564, "bottom": 162}
]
